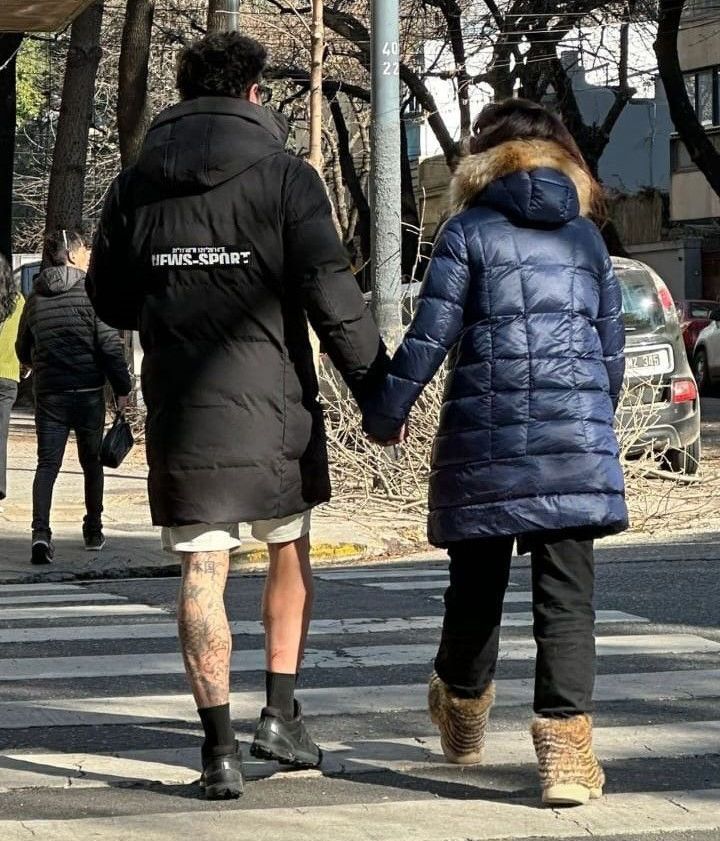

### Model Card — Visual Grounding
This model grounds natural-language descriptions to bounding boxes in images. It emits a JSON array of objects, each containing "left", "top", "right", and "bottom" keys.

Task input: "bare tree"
[
  {"left": 0, "top": 33, "right": 22, "bottom": 258},
  {"left": 117, "top": 0, "right": 155, "bottom": 167},
  {"left": 45, "top": 1, "right": 105, "bottom": 236},
  {"left": 655, "top": 0, "right": 720, "bottom": 199},
  {"left": 308, "top": 0, "right": 325, "bottom": 172}
]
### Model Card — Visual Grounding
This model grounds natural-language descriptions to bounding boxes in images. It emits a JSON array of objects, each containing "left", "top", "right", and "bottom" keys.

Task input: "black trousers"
[
  {"left": 0, "top": 378, "right": 18, "bottom": 501},
  {"left": 32, "top": 390, "right": 106, "bottom": 540},
  {"left": 434, "top": 534, "right": 596, "bottom": 717}
]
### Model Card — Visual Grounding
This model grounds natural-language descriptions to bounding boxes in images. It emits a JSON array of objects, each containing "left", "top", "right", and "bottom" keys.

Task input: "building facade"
[{"left": 670, "top": 0, "right": 720, "bottom": 223}]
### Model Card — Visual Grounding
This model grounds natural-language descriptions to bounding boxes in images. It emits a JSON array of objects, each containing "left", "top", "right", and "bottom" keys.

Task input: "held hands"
[{"left": 367, "top": 422, "right": 409, "bottom": 448}]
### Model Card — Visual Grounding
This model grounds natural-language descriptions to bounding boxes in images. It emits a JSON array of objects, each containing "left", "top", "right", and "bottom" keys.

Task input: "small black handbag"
[{"left": 101, "top": 412, "right": 134, "bottom": 468}]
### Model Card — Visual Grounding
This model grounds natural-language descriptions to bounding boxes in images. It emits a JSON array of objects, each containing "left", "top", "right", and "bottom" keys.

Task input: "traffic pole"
[{"left": 370, "top": 0, "right": 403, "bottom": 349}]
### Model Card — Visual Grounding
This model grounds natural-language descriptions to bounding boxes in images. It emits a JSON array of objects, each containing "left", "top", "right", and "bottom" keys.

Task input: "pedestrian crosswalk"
[{"left": 0, "top": 565, "right": 716, "bottom": 839}]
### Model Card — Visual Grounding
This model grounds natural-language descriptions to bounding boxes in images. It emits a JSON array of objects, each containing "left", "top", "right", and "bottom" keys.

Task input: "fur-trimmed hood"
[{"left": 449, "top": 139, "right": 594, "bottom": 224}]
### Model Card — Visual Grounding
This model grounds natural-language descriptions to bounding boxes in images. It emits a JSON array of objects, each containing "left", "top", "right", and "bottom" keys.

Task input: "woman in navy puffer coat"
[{"left": 363, "top": 100, "right": 628, "bottom": 807}]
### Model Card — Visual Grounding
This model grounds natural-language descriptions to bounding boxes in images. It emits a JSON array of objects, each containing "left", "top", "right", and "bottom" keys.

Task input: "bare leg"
[
  {"left": 177, "top": 551, "right": 231, "bottom": 708},
  {"left": 262, "top": 535, "right": 313, "bottom": 674}
]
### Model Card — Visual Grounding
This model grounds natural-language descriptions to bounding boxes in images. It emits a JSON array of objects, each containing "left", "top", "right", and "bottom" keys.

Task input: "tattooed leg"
[
  {"left": 177, "top": 550, "right": 231, "bottom": 709},
  {"left": 262, "top": 535, "right": 313, "bottom": 674}
]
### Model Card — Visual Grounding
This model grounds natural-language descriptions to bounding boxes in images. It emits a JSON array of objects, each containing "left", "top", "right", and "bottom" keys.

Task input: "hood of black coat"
[
  {"left": 477, "top": 168, "right": 580, "bottom": 227},
  {"left": 136, "top": 97, "right": 290, "bottom": 192},
  {"left": 34, "top": 266, "right": 85, "bottom": 297}
]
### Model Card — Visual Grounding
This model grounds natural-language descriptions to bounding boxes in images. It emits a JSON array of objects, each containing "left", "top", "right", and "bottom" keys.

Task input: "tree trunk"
[
  {"left": 308, "top": 0, "right": 324, "bottom": 172},
  {"left": 117, "top": 0, "right": 155, "bottom": 168},
  {"left": 655, "top": 0, "right": 720, "bottom": 199},
  {"left": 401, "top": 120, "right": 429, "bottom": 281},
  {"left": 45, "top": 1, "right": 104, "bottom": 237},
  {"left": 329, "top": 98, "right": 371, "bottom": 284},
  {"left": 0, "top": 34, "right": 22, "bottom": 261},
  {"left": 207, "top": 0, "right": 237, "bottom": 34}
]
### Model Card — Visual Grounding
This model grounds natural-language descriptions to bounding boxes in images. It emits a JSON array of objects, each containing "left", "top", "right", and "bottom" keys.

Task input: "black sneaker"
[
  {"left": 83, "top": 529, "right": 106, "bottom": 552},
  {"left": 199, "top": 740, "right": 244, "bottom": 800},
  {"left": 250, "top": 701, "right": 322, "bottom": 769},
  {"left": 31, "top": 540, "right": 54, "bottom": 565}
]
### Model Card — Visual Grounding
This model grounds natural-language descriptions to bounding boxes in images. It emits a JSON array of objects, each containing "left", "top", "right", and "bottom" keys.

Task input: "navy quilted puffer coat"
[{"left": 363, "top": 139, "right": 629, "bottom": 547}]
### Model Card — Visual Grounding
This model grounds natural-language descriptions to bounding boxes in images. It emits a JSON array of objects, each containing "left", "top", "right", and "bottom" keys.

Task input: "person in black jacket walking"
[
  {"left": 87, "top": 33, "right": 387, "bottom": 799},
  {"left": 364, "top": 100, "right": 628, "bottom": 807},
  {"left": 16, "top": 230, "right": 131, "bottom": 565}
]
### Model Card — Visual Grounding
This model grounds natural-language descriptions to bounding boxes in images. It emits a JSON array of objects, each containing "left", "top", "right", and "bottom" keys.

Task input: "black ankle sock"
[
  {"left": 266, "top": 672, "right": 296, "bottom": 719},
  {"left": 198, "top": 703, "right": 235, "bottom": 757}
]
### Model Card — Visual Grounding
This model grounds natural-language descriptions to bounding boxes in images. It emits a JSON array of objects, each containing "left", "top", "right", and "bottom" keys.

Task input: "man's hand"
[{"left": 116, "top": 394, "right": 130, "bottom": 413}]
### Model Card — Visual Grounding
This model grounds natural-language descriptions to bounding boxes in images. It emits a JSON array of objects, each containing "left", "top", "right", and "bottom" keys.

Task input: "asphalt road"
[{"left": 0, "top": 547, "right": 717, "bottom": 840}]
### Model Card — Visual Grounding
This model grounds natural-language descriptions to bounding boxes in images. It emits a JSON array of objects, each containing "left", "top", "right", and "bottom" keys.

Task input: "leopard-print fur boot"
[
  {"left": 531, "top": 714, "right": 605, "bottom": 806},
  {"left": 428, "top": 671, "right": 495, "bottom": 765}
]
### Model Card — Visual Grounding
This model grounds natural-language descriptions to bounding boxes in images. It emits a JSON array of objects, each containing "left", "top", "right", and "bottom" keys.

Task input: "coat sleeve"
[
  {"left": 362, "top": 217, "right": 471, "bottom": 441},
  {"left": 14, "top": 297, "right": 33, "bottom": 368},
  {"left": 284, "top": 160, "right": 388, "bottom": 404},
  {"left": 87, "top": 176, "right": 141, "bottom": 331},
  {"left": 94, "top": 318, "right": 132, "bottom": 397},
  {"left": 595, "top": 255, "right": 626, "bottom": 412}
]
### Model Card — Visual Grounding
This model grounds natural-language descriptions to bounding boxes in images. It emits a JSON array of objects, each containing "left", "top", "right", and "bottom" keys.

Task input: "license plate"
[{"left": 626, "top": 346, "right": 673, "bottom": 377}]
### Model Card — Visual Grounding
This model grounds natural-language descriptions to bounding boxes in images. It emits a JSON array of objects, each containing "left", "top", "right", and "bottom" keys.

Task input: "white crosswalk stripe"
[
  {"left": 0, "top": 565, "right": 716, "bottom": 839},
  {"left": 0, "top": 603, "right": 165, "bottom": 620},
  {"left": 0, "top": 634, "right": 714, "bottom": 681},
  {"left": 0, "top": 609, "right": 648, "bottom": 645}
]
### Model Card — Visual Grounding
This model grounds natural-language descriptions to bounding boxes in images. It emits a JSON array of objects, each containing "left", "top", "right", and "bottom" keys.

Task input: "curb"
[
  {"left": 230, "top": 541, "right": 368, "bottom": 568},
  {"left": 0, "top": 540, "right": 430, "bottom": 585}
]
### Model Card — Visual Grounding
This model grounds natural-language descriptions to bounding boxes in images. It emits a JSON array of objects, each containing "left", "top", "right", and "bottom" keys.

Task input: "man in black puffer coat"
[
  {"left": 16, "top": 230, "right": 131, "bottom": 565},
  {"left": 86, "top": 33, "right": 387, "bottom": 798}
]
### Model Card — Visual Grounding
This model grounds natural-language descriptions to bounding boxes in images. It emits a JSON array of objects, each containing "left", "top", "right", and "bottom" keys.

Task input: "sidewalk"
[{"left": 1, "top": 431, "right": 428, "bottom": 583}]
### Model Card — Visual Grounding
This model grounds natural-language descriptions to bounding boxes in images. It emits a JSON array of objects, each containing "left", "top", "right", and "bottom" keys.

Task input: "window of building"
[
  {"left": 684, "top": 67, "right": 720, "bottom": 126},
  {"left": 698, "top": 70, "right": 715, "bottom": 125}
]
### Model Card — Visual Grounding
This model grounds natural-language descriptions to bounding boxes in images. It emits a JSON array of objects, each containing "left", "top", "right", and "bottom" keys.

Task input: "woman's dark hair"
[
  {"left": 43, "top": 229, "right": 86, "bottom": 268},
  {"left": 176, "top": 32, "right": 268, "bottom": 101},
  {"left": 0, "top": 253, "right": 19, "bottom": 325},
  {"left": 470, "top": 98, "right": 605, "bottom": 220}
]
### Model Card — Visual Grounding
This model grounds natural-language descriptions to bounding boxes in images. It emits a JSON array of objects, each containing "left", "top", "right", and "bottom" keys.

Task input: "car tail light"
[
  {"left": 672, "top": 378, "right": 698, "bottom": 404},
  {"left": 657, "top": 283, "right": 675, "bottom": 314}
]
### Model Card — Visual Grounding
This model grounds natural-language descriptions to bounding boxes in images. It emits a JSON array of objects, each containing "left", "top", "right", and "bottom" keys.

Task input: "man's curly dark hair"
[{"left": 176, "top": 33, "right": 268, "bottom": 101}]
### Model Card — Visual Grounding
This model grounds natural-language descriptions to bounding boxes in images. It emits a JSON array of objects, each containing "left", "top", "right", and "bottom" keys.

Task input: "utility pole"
[{"left": 370, "top": 0, "right": 403, "bottom": 349}]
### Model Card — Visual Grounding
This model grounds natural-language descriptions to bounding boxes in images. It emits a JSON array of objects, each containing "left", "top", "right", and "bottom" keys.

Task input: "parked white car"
[{"left": 693, "top": 310, "right": 720, "bottom": 395}]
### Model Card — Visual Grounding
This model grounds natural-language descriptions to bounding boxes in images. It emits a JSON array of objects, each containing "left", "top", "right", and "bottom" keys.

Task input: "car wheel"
[
  {"left": 665, "top": 438, "right": 701, "bottom": 476},
  {"left": 694, "top": 349, "right": 713, "bottom": 396}
]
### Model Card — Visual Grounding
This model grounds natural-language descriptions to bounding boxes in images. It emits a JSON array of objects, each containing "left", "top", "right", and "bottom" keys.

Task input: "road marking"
[
  {"left": 363, "top": 580, "right": 451, "bottom": 590},
  {"left": 315, "top": 568, "right": 447, "bottom": 581},
  {"left": 0, "top": 720, "right": 717, "bottom": 792},
  {"left": 0, "top": 634, "right": 714, "bottom": 680},
  {"left": 0, "top": 593, "right": 126, "bottom": 606},
  {"left": 0, "top": 584, "right": 84, "bottom": 593},
  {"left": 1, "top": 789, "right": 719, "bottom": 840},
  {"left": 367, "top": 582, "right": 534, "bottom": 601},
  {"left": 0, "top": 604, "right": 166, "bottom": 621},
  {"left": 0, "top": 610, "right": 648, "bottom": 646}
]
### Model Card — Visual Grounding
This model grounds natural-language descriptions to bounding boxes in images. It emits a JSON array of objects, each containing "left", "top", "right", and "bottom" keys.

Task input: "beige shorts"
[{"left": 161, "top": 511, "right": 312, "bottom": 554}]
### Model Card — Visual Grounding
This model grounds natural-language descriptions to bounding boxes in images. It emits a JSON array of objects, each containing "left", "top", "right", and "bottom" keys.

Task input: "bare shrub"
[{"left": 324, "top": 370, "right": 713, "bottom": 537}]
